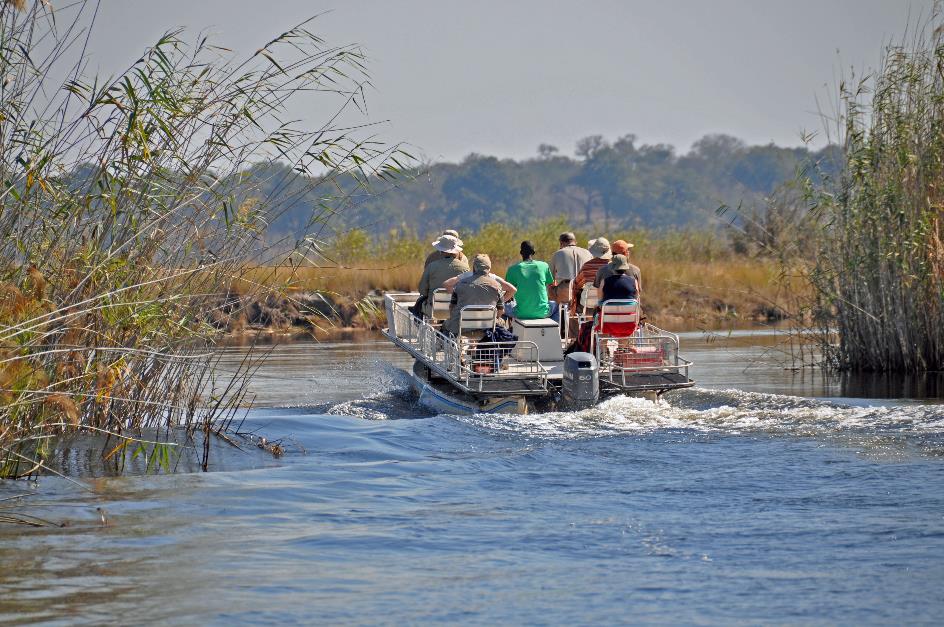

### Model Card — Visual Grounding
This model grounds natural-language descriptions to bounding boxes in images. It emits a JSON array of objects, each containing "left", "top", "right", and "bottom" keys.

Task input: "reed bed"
[
  {"left": 0, "top": 1, "right": 405, "bottom": 477},
  {"left": 245, "top": 221, "right": 802, "bottom": 328},
  {"left": 804, "top": 14, "right": 944, "bottom": 371}
]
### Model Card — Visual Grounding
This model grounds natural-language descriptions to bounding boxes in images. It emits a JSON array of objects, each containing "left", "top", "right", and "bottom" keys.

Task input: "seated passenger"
[
  {"left": 417, "top": 235, "right": 469, "bottom": 318},
  {"left": 504, "top": 240, "right": 557, "bottom": 321},
  {"left": 598, "top": 254, "right": 639, "bottom": 303},
  {"left": 442, "top": 269, "right": 517, "bottom": 302},
  {"left": 443, "top": 254, "right": 503, "bottom": 336},
  {"left": 424, "top": 229, "right": 469, "bottom": 267},
  {"left": 594, "top": 239, "right": 641, "bottom": 293},
  {"left": 570, "top": 237, "right": 611, "bottom": 314}
]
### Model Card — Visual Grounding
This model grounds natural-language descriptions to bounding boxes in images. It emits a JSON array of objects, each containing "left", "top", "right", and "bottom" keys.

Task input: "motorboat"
[{"left": 381, "top": 291, "right": 694, "bottom": 415}]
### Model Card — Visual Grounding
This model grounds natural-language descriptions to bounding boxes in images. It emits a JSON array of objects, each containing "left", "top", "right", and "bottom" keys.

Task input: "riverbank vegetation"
[
  {"left": 798, "top": 16, "right": 944, "bottom": 372},
  {"left": 0, "top": 1, "right": 405, "bottom": 478},
  {"left": 231, "top": 219, "right": 808, "bottom": 334}
]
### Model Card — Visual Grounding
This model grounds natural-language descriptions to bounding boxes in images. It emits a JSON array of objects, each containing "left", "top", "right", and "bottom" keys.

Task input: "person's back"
[
  {"left": 505, "top": 241, "right": 554, "bottom": 320},
  {"left": 418, "top": 235, "right": 469, "bottom": 317},
  {"left": 444, "top": 255, "right": 502, "bottom": 335},
  {"left": 506, "top": 260, "right": 554, "bottom": 319},
  {"left": 424, "top": 230, "right": 468, "bottom": 267},
  {"left": 602, "top": 272, "right": 638, "bottom": 301},
  {"left": 549, "top": 232, "right": 592, "bottom": 304}
]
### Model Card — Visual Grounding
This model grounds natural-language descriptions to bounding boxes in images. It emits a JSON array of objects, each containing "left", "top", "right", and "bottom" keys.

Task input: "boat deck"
[{"left": 382, "top": 292, "right": 694, "bottom": 399}]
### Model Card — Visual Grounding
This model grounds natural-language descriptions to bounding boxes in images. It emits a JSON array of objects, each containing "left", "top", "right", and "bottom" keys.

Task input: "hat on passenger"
[
  {"left": 431, "top": 234, "right": 463, "bottom": 254},
  {"left": 472, "top": 253, "right": 492, "bottom": 275},
  {"left": 443, "top": 229, "right": 460, "bottom": 239},
  {"left": 609, "top": 254, "right": 631, "bottom": 272},
  {"left": 589, "top": 237, "right": 612, "bottom": 259},
  {"left": 611, "top": 239, "right": 634, "bottom": 255}
]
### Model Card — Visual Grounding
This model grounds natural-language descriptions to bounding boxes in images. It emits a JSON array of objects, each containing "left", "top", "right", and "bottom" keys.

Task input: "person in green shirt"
[{"left": 504, "top": 240, "right": 559, "bottom": 321}]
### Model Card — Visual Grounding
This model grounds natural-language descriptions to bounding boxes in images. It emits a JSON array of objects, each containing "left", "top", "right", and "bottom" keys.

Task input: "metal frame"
[
  {"left": 594, "top": 323, "right": 693, "bottom": 390},
  {"left": 383, "top": 293, "right": 548, "bottom": 396}
]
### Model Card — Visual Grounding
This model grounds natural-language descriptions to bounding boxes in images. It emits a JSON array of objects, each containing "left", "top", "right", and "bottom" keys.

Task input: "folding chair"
[
  {"left": 593, "top": 299, "right": 640, "bottom": 355},
  {"left": 431, "top": 288, "right": 452, "bottom": 322}
]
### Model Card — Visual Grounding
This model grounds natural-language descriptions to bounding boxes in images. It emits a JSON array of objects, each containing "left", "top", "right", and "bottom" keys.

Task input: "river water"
[{"left": 2, "top": 330, "right": 944, "bottom": 625}]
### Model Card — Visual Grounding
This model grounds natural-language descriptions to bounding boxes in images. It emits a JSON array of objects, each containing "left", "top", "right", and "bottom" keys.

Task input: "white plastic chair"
[{"left": 431, "top": 288, "right": 451, "bottom": 321}]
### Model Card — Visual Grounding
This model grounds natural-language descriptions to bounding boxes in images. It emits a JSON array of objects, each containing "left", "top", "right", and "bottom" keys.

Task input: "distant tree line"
[
  {"left": 231, "top": 133, "right": 839, "bottom": 244},
  {"left": 64, "top": 133, "right": 836, "bottom": 249}
]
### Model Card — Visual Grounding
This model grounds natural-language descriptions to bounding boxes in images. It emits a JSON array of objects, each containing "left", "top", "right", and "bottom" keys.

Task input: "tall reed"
[
  {"left": 805, "top": 13, "right": 944, "bottom": 371},
  {"left": 0, "top": 1, "right": 405, "bottom": 476}
]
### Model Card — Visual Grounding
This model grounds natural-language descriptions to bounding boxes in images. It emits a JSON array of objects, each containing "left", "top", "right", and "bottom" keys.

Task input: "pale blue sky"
[{"left": 90, "top": 0, "right": 934, "bottom": 162}]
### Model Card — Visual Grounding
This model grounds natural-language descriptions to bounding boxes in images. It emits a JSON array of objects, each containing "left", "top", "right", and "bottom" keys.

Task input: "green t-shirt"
[{"left": 505, "top": 260, "right": 554, "bottom": 319}]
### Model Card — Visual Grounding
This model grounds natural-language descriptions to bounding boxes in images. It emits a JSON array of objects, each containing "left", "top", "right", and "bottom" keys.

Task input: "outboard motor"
[{"left": 561, "top": 352, "right": 599, "bottom": 409}]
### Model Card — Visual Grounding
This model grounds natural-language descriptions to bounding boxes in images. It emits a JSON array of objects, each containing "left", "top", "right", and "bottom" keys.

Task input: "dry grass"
[{"left": 245, "top": 254, "right": 809, "bottom": 329}]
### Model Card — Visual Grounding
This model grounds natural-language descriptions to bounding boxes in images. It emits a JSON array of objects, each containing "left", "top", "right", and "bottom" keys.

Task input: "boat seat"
[
  {"left": 431, "top": 288, "right": 451, "bottom": 321},
  {"left": 597, "top": 299, "right": 639, "bottom": 337},
  {"left": 512, "top": 317, "right": 563, "bottom": 363},
  {"left": 459, "top": 305, "right": 497, "bottom": 335},
  {"left": 578, "top": 283, "right": 598, "bottom": 324}
]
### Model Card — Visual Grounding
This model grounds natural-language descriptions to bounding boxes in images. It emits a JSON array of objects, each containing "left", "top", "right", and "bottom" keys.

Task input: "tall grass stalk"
[
  {"left": 0, "top": 1, "right": 405, "bottom": 477},
  {"left": 806, "top": 12, "right": 944, "bottom": 371}
]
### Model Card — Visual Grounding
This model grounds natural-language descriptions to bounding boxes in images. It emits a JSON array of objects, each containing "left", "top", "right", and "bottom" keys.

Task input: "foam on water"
[
  {"left": 460, "top": 388, "right": 944, "bottom": 454},
  {"left": 315, "top": 363, "right": 944, "bottom": 448}
]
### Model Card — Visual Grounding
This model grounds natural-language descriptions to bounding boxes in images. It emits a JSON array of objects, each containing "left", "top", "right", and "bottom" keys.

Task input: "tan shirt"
[
  {"left": 443, "top": 273, "right": 503, "bottom": 335},
  {"left": 550, "top": 245, "right": 593, "bottom": 282},
  {"left": 424, "top": 250, "right": 469, "bottom": 267},
  {"left": 418, "top": 255, "right": 470, "bottom": 317}
]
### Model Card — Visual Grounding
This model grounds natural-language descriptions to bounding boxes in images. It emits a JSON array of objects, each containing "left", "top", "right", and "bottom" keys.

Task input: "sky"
[{"left": 86, "top": 0, "right": 934, "bottom": 163}]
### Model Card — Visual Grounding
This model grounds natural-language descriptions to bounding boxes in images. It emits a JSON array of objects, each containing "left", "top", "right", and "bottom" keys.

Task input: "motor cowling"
[{"left": 561, "top": 352, "right": 599, "bottom": 409}]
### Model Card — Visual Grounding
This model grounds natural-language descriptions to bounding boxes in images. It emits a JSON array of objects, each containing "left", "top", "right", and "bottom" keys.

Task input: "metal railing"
[
  {"left": 383, "top": 293, "right": 548, "bottom": 395},
  {"left": 594, "top": 323, "right": 692, "bottom": 387}
]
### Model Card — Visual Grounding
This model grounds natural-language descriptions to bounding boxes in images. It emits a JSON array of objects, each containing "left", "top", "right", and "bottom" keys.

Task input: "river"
[{"left": 2, "top": 330, "right": 943, "bottom": 624}]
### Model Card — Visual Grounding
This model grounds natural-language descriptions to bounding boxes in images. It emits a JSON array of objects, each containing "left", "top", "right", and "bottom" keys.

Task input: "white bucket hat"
[
  {"left": 589, "top": 237, "right": 612, "bottom": 259},
  {"left": 431, "top": 234, "right": 463, "bottom": 254}
]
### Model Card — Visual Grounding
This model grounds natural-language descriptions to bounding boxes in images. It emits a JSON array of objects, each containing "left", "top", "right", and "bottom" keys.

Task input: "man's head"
[
  {"left": 558, "top": 232, "right": 576, "bottom": 248},
  {"left": 520, "top": 240, "right": 536, "bottom": 259},
  {"left": 472, "top": 253, "right": 492, "bottom": 276},
  {"left": 611, "top": 240, "right": 633, "bottom": 256}
]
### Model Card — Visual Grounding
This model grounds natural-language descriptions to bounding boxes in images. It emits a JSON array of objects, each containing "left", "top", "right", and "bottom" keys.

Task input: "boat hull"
[{"left": 411, "top": 362, "right": 528, "bottom": 415}]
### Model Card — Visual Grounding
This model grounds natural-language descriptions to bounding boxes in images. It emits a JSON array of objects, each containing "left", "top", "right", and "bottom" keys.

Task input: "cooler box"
[{"left": 512, "top": 318, "right": 563, "bottom": 363}]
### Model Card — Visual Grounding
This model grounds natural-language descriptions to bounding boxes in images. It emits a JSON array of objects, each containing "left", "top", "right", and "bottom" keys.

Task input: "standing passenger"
[
  {"left": 504, "top": 240, "right": 557, "bottom": 321},
  {"left": 549, "top": 232, "right": 592, "bottom": 305}
]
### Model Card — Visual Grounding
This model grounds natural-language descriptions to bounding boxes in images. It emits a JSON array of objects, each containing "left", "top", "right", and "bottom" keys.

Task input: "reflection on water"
[{"left": 2, "top": 330, "right": 944, "bottom": 624}]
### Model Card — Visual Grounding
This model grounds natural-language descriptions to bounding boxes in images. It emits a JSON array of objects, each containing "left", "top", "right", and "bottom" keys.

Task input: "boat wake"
[
  {"left": 321, "top": 363, "right": 434, "bottom": 421},
  {"left": 458, "top": 387, "right": 944, "bottom": 454}
]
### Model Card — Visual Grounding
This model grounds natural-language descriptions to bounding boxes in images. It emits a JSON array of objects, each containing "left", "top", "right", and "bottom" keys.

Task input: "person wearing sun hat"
[
  {"left": 593, "top": 239, "right": 641, "bottom": 292},
  {"left": 424, "top": 229, "right": 468, "bottom": 267},
  {"left": 570, "top": 237, "right": 612, "bottom": 314},
  {"left": 597, "top": 253, "right": 639, "bottom": 303},
  {"left": 416, "top": 234, "right": 469, "bottom": 318},
  {"left": 443, "top": 254, "right": 504, "bottom": 336}
]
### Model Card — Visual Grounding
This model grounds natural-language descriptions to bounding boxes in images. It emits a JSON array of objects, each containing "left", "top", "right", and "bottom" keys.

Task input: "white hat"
[{"left": 431, "top": 234, "right": 463, "bottom": 254}]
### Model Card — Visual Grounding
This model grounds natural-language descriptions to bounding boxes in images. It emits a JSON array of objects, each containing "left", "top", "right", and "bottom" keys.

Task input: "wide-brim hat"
[
  {"left": 589, "top": 237, "right": 612, "bottom": 259},
  {"left": 609, "top": 254, "right": 631, "bottom": 272},
  {"left": 431, "top": 234, "right": 463, "bottom": 254}
]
